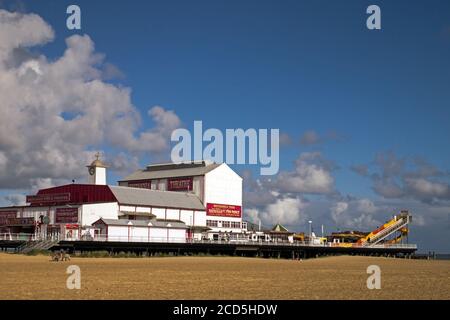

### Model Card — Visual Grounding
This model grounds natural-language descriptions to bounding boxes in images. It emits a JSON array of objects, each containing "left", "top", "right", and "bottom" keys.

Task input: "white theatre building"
[
  {"left": 0, "top": 157, "right": 243, "bottom": 242},
  {"left": 119, "top": 161, "right": 243, "bottom": 237}
]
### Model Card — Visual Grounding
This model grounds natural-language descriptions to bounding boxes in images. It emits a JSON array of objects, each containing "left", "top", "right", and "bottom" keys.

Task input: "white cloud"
[
  {"left": 275, "top": 152, "right": 335, "bottom": 194},
  {"left": 330, "top": 199, "right": 381, "bottom": 229},
  {"left": 330, "top": 201, "right": 348, "bottom": 223},
  {"left": 109, "top": 152, "right": 140, "bottom": 176},
  {"left": 0, "top": 10, "right": 54, "bottom": 61},
  {"left": 245, "top": 195, "right": 308, "bottom": 226},
  {"left": 405, "top": 178, "right": 449, "bottom": 199},
  {"left": 0, "top": 9, "right": 181, "bottom": 189},
  {"left": 0, "top": 151, "right": 7, "bottom": 171},
  {"left": 356, "top": 198, "right": 377, "bottom": 214},
  {"left": 354, "top": 152, "right": 450, "bottom": 203}
]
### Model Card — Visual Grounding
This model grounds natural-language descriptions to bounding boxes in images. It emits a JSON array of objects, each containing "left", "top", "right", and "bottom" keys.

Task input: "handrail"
[
  {"left": 363, "top": 218, "right": 409, "bottom": 247},
  {"left": 0, "top": 233, "right": 417, "bottom": 249}
]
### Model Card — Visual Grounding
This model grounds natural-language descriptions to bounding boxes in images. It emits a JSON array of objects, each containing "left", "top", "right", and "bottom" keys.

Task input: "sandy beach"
[{"left": 0, "top": 253, "right": 449, "bottom": 300}]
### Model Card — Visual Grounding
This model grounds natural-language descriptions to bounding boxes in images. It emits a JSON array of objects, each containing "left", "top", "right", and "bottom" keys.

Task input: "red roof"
[{"left": 31, "top": 184, "right": 117, "bottom": 206}]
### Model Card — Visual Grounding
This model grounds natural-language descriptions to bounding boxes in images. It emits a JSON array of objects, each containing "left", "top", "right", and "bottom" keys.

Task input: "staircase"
[
  {"left": 17, "top": 239, "right": 60, "bottom": 254},
  {"left": 363, "top": 214, "right": 411, "bottom": 247}
]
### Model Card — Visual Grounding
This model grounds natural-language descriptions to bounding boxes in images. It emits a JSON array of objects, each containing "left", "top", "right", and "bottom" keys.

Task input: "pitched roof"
[
  {"left": 95, "top": 218, "right": 187, "bottom": 229},
  {"left": 271, "top": 224, "right": 289, "bottom": 232},
  {"left": 109, "top": 186, "right": 205, "bottom": 210},
  {"left": 119, "top": 162, "right": 221, "bottom": 181}
]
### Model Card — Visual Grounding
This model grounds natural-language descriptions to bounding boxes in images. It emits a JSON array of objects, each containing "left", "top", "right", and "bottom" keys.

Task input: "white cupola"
[{"left": 86, "top": 152, "right": 108, "bottom": 185}]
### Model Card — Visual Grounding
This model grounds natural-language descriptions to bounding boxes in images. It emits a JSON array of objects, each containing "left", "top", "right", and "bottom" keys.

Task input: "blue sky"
[
  {"left": 0, "top": 0, "right": 449, "bottom": 252},
  {"left": 30, "top": 0, "right": 450, "bottom": 178}
]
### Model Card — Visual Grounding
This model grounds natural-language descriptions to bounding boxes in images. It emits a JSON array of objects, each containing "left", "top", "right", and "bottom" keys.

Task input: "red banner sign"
[
  {"left": 0, "top": 211, "right": 18, "bottom": 226},
  {"left": 206, "top": 203, "right": 242, "bottom": 218},
  {"left": 65, "top": 224, "right": 79, "bottom": 230},
  {"left": 128, "top": 180, "right": 152, "bottom": 189},
  {"left": 168, "top": 177, "right": 193, "bottom": 191},
  {"left": 3, "top": 217, "right": 34, "bottom": 226},
  {"left": 26, "top": 193, "right": 71, "bottom": 204},
  {"left": 55, "top": 208, "right": 79, "bottom": 223}
]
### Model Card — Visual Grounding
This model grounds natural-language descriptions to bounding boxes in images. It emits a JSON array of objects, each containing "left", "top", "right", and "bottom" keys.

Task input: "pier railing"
[{"left": 0, "top": 233, "right": 417, "bottom": 250}]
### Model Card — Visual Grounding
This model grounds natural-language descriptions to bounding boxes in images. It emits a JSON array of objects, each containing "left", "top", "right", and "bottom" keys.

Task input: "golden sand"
[{"left": 0, "top": 253, "right": 448, "bottom": 300}]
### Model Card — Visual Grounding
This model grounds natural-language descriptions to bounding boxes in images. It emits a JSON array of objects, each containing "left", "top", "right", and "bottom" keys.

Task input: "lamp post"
[{"left": 308, "top": 220, "right": 312, "bottom": 244}]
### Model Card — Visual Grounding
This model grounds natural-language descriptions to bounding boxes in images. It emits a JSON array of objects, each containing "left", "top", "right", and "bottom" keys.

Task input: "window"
[
  {"left": 206, "top": 220, "right": 218, "bottom": 227},
  {"left": 222, "top": 221, "right": 230, "bottom": 228},
  {"left": 231, "top": 222, "right": 241, "bottom": 229}
]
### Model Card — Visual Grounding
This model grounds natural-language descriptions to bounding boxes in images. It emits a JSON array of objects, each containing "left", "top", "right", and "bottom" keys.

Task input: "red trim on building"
[
  {"left": 127, "top": 179, "right": 152, "bottom": 189},
  {"left": 31, "top": 184, "right": 117, "bottom": 207}
]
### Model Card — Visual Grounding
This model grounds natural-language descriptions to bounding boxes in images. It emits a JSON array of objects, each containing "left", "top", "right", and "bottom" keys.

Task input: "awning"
[
  {"left": 118, "top": 211, "right": 156, "bottom": 218},
  {"left": 189, "top": 226, "right": 212, "bottom": 231}
]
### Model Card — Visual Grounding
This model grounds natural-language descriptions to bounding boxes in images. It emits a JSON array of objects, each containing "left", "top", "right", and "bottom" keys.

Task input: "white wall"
[
  {"left": 149, "top": 227, "right": 166, "bottom": 241},
  {"left": 166, "top": 208, "right": 179, "bottom": 220},
  {"left": 108, "top": 225, "right": 128, "bottom": 239},
  {"left": 136, "top": 207, "right": 151, "bottom": 213},
  {"left": 167, "top": 228, "right": 186, "bottom": 243},
  {"left": 180, "top": 210, "right": 194, "bottom": 226},
  {"left": 204, "top": 163, "right": 243, "bottom": 228},
  {"left": 152, "top": 207, "right": 166, "bottom": 219},
  {"left": 119, "top": 205, "right": 135, "bottom": 212},
  {"left": 204, "top": 164, "right": 242, "bottom": 208},
  {"left": 131, "top": 226, "right": 148, "bottom": 242},
  {"left": 88, "top": 167, "right": 106, "bottom": 185},
  {"left": 194, "top": 210, "right": 206, "bottom": 227},
  {"left": 104, "top": 225, "right": 186, "bottom": 243},
  {"left": 81, "top": 202, "right": 119, "bottom": 226}
]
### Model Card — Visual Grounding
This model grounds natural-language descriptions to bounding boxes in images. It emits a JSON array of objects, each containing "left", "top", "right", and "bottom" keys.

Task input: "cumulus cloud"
[
  {"left": 353, "top": 152, "right": 450, "bottom": 203},
  {"left": 242, "top": 152, "right": 336, "bottom": 229},
  {"left": 404, "top": 178, "right": 449, "bottom": 200},
  {"left": 108, "top": 152, "right": 140, "bottom": 177},
  {"left": 330, "top": 198, "right": 381, "bottom": 229},
  {"left": 300, "top": 130, "right": 320, "bottom": 145},
  {"left": 245, "top": 195, "right": 308, "bottom": 226},
  {"left": 356, "top": 198, "right": 377, "bottom": 214},
  {"left": 330, "top": 201, "right": 348, "bottom": 224},
  {"left": 0, "top": 10, "right": 54, "bottom": 61},
  {"left": 0, "top": 9, "right": 181, "bottom": 189},
  {"left": 300, "top": 130, "right": 345, "bottom": 146},
  {"left": 0, "top": 193, "right": 26, "bottom": 206},
  {"left": 101, "top": 62, "right": 125, "bottom": 80},
  {"left": 274, "top": 152, "right": 336, "bottom": 194}
]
